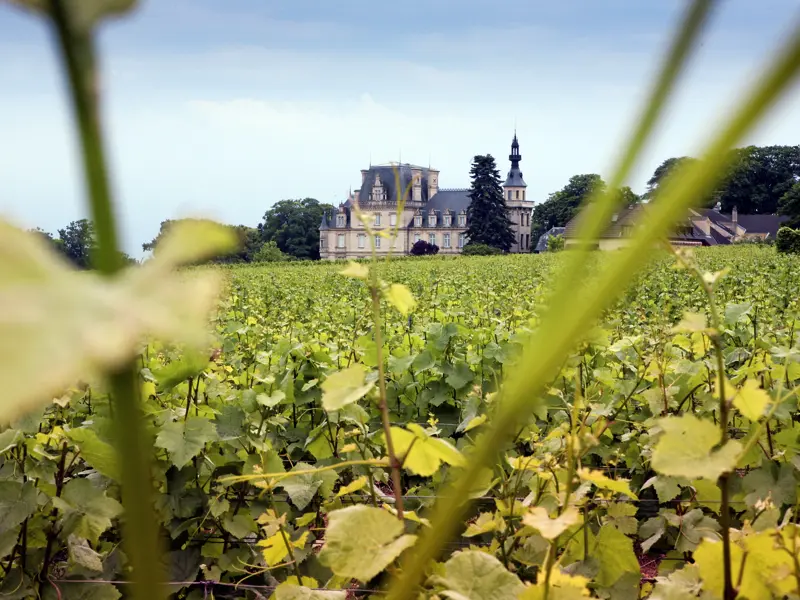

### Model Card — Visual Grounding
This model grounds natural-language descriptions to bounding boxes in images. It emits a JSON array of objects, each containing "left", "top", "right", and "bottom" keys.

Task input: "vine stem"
[
  {"left": 371, "top": 283, "right": 405, "bottom": 520},
  {"left": 676, "top": 251, "right": 735, "bottom": 600},
  {"left": 46, "top": 2, "right": 166, "bottom": 599}
]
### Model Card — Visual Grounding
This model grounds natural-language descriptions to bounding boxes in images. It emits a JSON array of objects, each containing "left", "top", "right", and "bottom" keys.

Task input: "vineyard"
[{"left": 2, "top": 247, "right": 800, "bottom": 599}]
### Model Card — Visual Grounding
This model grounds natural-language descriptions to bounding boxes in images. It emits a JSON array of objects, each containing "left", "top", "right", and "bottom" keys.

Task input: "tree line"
[
  {"left": 531, "top": 144, "right": 800, "bottom": 241},
  {"left": 30, "top": 144, "right": 800, "bottom": 266},
  {"left": 33, "top": 198, "right": 335, "bottom": 268}
]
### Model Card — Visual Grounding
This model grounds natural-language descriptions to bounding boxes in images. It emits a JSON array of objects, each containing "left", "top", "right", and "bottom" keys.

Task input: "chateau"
[{"left": 319, "top": 134, "right": 535, "bottom": 259}]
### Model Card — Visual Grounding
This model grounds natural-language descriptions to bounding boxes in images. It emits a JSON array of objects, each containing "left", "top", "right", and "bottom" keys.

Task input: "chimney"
[
  {"left": 428, "top": 169, "right": 439, "bottom": 199},
  {"left": 361, "top": 170, "right": 368, "bottom": 185},
  {"left": 411, "top": 167, "right": 422, "bottom": 202}
]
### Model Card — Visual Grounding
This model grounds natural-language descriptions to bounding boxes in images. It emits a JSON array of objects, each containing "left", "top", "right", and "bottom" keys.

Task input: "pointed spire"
[{"left": 505, "top": 130, "right": 527, "bottom": 189}]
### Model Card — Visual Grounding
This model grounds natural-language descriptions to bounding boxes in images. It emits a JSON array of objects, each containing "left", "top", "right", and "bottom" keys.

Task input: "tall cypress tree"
[{"left": 465, "top": 155, "right": 516, "bottom": 251}]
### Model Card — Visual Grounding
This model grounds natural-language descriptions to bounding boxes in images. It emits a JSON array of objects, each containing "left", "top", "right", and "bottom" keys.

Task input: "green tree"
[
  {"left": 778, "top": 181, "right": 800, "bottom": 227},
  {"left": 465, "top": 155, "right": 515, "bottom": 252},
  {"left": 253, "top": 240, "right": 289, "bottom": 262},
  {"left": 530, "top": 174, "right": 606, "bottom": 240},
  {"left": 57, "top": 219, "right": 95, "bottom": 269},
  {"left": 713, "top": 145, "right": 800, "bottom": 213},
  {"left": 645, "top": 156, "right": 697, "bottom": 199},
  {"left": 616, "top": 186, "right": 641, "bottom": 206},
  {"left": 260, "top": 198, "right": 334, "bottom": 260}
]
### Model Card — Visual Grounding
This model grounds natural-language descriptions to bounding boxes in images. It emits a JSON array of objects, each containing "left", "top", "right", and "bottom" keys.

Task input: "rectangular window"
[
  {"left": 443, "top": 233, "right": 451, "bottom": 248},
  {"left": 428, "top": 214, "right": 436, "bottom": 227},
  {"left": 374, "top": 235, "right": 381, "bottom": 249},
  {"left": 358, "top": 234, "right": 365, "bottom": 249},
  {"left": 374, "top": 213, "right": 381, "bottom": 226},
  {"left": 458, "top": 233, "right": 466, "bottom": 248},
  {"left": 443, "top": 214, "right": 451, "bottom": 227},
  {"left": 336, "top": 214, "right": 345, "bottom": 227},
  {"left": 429, "top": 233, "right": 436, "bottom": 245},
  {"left": 507, "top": 190, "right": 512, "bottom": 201},
  {"left": 414, "top": 233, "right": 421, "bottom": 243},
  {"left": 458, "top": 214, "right": 466, "bottom": 227},
  {"left": 337, "top": 234, "right": 345, "bottom": 248},
  {"left": 320, "top": 236, "right": 325, "bottom": 248},
  {"left": 414, "top": 215, "right": 422, "bottom": 227},
  {"left": 389, "top": 213, "right": 397, "bottom": 226},
  {"left": 516, "top": 190, "right": 520, "bottom": 200},
  {"left": 522, "top": 190, "right": 526, "bottom": 201}
]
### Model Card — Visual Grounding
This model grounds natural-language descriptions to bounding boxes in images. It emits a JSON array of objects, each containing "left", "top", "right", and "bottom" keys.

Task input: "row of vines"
[{"left": 2, "top": 246, "right": 799, "bottom": 599}]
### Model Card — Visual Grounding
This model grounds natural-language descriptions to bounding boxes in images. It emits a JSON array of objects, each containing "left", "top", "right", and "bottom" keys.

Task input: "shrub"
[
  {"left": 776, "top": 227, "right": 800, "bottom": 253},
  {"left": 547, "top": 234, "right": 566, "bottom": 252},
  {"left": 410, "top": 240, "right": 440, "bottom": 256},
  {"left": 461, "top": 243, "right": 502, "bottom": 256},
  {"left": 253, "top": 240, "right": 290, "bottom": 262}
]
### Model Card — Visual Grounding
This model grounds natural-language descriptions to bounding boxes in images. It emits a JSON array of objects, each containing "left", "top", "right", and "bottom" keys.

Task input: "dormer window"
[
  {"left": 443, "top": 212, "right": 452, "bottom": 227},
  {"left": 414, "top": 214, "right": 422, "bottom": 227},
  {"left": 458, "top": 212, "right": 466, "bottom": 227},
  {"left": 428, "top": 213, "right": 437, "bottom": 227},
  {"left": 336, "top": 214, "right": 345, "bottom": 227},
  {"left": 371, "top": 173, "right": 387, "bottom": 202}
]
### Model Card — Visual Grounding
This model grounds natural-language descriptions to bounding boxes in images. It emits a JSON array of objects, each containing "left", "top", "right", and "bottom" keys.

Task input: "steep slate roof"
[
  {"left": 734, "top": 214, "right": 789, "bottom": 237},
  {"left": 504, "top": 169, "right": 527, "bottom": 187},
  {"left": 357, "top": 163, "right": 434, "bottom": 205},
  {"left": 565, "top": 204, "right": 714, "bottom": 245},
  {"left": 695, "top": 208, "right": 789, "bottom": 238},
  {"left": 408, "top": 189, "right": 470, "bottom": 227}
]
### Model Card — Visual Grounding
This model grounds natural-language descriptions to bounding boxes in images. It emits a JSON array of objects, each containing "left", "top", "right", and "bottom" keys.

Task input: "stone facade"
[{"left": 319, "top": 134, "right": 535, "bottom": 259}]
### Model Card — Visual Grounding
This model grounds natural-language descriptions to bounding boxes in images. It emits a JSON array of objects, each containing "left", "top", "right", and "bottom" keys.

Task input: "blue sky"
[{"left": 1, "top": 0, "right": 799, "bottom": 255}]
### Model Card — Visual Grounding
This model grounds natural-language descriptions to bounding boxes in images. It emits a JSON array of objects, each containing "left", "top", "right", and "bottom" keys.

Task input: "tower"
[
  {"left": 503, "top": 132, "right": 527, "bottom": 201},
  {"left": 503, "top": 132, "right": 534, "bottom": 252}
]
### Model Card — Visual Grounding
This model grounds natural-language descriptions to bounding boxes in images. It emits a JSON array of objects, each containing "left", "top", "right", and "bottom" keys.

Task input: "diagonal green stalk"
[
  {"left": 46, "top": 1, "right": 166, "bottom": 598},
  {"left": 387, "top": 13, "right": 800, "bottom": 600},
  {"left": 553, "top": 0, "right": 716, "bottom": 292}
]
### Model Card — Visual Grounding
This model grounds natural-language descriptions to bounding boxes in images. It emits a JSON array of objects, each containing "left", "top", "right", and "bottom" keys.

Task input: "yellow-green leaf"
[
  {"left": 579, "top": 468, "right": 638, "bottom": 500},
  {"left": 651, "top": 414, "right": 742, "bottom": 480},
  {"left": 338, "top": 261, "right": 369, "bottom": 280},
  {"left": 733, "top": 378, "right": 770, "bottom": 421},
  {"left": 335, "top": 476, "right": 368, "bottom": 498},
  {"left": 671, "top": 311, "right": 709, "bottom": 334},
  {"left": 321, "top": 364, "right": 374, "bottom": 412},
  {"left": 522, "top": 507, "right": 580, "bottom": 540},
  {"left": 386, "top": 426, "right": 466, "bottom": 477},
  {"left": 383, "top": 283, "right": 416, "bottom": 315},
  {"left": 318, "top": 505, "right": 417, "bottom": 581},
  {"left": 0, "top": 221, "right": 225, "bottom": 425}
]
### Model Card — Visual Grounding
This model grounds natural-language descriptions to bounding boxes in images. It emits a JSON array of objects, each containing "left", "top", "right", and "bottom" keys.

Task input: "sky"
[{"left": 1, "top": 1, "right": 799, "bottom": 256}]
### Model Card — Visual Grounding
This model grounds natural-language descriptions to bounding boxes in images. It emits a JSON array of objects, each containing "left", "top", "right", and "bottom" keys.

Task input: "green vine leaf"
[
  {"left": 733, "top": 378, "right": 770, "bottom": 421},
  {"left": 522, "top": 507, "right": 580, "bottom": 540},
  {"left": 0, "top": 219, "right": 233, "bottom": 425},
  {"left": 272, "top": 583, "right": 347, "bottom": 600},
  {"left": 155, "top": 417, "right": 219, "bottom": 469},
  {"left": 385, "top": 424, "right": 466, "bottom": 477},
  {"left": 579, "top": 468, "right": 638, "bottom": 499},
  {"left": 436, "top": 550, "right": 524, "bottom": 600},
  {"left": 592, "top": 524, "right": 640, "bottom": 588},
  {"left": 318, "top": 505, "right": 417, "bottom": 581},
  {"left": 0, "top": 481, "right": 37, "bottom": 534},
  {"left": 321, "top": 364, "right": 374, "bottom": 412},
  {"left": 65, "top": 427, "right": 119, "bottom": 480},
  {"left": 52, "top": 479, "right": 123, "bottom": 545},
  {"left": 651, "top": 414, "right": 742, "bottom": 480}
]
